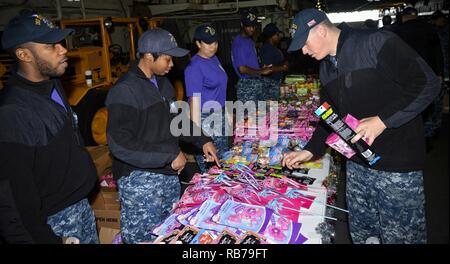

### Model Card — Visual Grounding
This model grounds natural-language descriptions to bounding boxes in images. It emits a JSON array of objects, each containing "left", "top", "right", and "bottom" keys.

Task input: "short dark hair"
[
  {"left": 432, "top": 10, "right": 445, "bottom": 20},
  {"left": 382, "top": 15, "right": 392, "bottom": 26},
  {"left": 139, "top": 52, "right": 161, "bottom": 61},
  {"left": 317, "top": 19, "right": 334, "bottom": 29},
  {"left": 402, "top": 7, "right": 418, "bottom": 16}
]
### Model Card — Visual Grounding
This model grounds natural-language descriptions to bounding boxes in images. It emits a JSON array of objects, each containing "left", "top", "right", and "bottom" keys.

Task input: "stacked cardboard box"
[{"left": 86, "top": 146, "right": 121, "bottom": 239}]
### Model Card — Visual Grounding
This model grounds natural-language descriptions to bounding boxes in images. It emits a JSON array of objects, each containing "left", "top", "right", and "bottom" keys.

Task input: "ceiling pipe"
[
  {"left": 55, "top": 0, "right": 63, "bottom": 20},
  {"left": 154, "top": 0, "right": 241, "bottom": 19},
  {"left": 80, "top": 0, "right": 86, "bottom": 19}
]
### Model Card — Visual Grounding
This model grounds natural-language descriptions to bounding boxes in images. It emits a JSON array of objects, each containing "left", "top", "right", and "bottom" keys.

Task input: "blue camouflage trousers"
[
  {"left": 346, "top": 161, "right": 427, "bottom": 244},
  {"left": 196, "top": 110, "right": 230, "bottom": 173},
  {"left": 236, "top": 78, "right": 266, "bottom": 104},
  {"left": 47, "top": 198, "right": 99, "bottom": 244},
  {"left": 117, "top": 170, "right": 180, "bottom": 244},
  {"left": 261, "top": 78, "right": 281, "bottom": 101}
]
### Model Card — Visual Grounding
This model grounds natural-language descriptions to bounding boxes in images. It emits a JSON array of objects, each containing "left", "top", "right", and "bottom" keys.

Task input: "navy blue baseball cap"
[
  {"left": 138, "top": 28, "right": 189, "bottom": 57},
  {"left": 194, "top": 24, "right": 218, "bottom": 44},
  {"left": 241, "top": 11, "right": 259, "bottom": 27},
  {"left": 287, "top": 8, "right": 328, "bottom": 52},
  {"left": 1, "top": 13, "right": 74, "bottom": 51},
  {"left": 262, "top": 23, "right": 282, "bottom": 40}
]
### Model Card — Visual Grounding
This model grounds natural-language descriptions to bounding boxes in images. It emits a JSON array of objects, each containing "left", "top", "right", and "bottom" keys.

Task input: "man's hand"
[
  {"left": 260, "top": 64, "right": 273, "bottom": 75},
  {"left": 171, "top": 151, "right": 187, "bottom": 174},
  {"left": 202, "top": 141, "right": 220, "bottom": 167},
  {"left": 282, "top": 150, "right": 314, "bottom": 170},
  {"left": 351, "top": 116, "right": 387, "bottom": 146},
  {"left": 62, "top": 237, "right": 80, "bottom": 244}
]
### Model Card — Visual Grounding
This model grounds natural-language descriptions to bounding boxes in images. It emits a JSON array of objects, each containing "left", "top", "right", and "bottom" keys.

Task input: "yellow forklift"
[{"left": 59, "top": 17, "right": 162, "bottom": 146}]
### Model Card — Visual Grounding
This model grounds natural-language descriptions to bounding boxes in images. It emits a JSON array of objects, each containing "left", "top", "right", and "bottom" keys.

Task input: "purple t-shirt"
[
  {"left": 231, "top": 34, "right": 260, "bottom": 79},
  {"left": 51, "top": 88, "right": 67, "bottom": 112},
  {"left": 185, "top": 54, "right": 228, "bottom": 110}
]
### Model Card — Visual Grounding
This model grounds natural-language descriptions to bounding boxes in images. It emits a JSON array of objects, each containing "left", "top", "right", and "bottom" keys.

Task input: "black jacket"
[
  {"left": 304, "top": 27, "right": 441, "bottom": 172},
  {"left": 0, "top": 71, "right": 97, "bottom": 243},
  {"left": 106, "top": 64, "right": 211, "bottom": 179},
  {"left": 393, "top": 19, "right": 444, "bottom": 76}
]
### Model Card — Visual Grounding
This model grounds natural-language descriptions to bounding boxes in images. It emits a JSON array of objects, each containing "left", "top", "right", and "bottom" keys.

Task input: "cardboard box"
[
  {"left": 94, "top": 208, "right": 121, "bottom": 229},
  {"left": 99, "top": 227, "right": 121, "bottom": 244},
  {"left": 89, "top": 186, "right": 121, "bottom": 231},
  {"left": 85, "top": 145, "right": 113, "bottom": 177},
  {"left": 90, "top": 188, "right": 120, "bottom": 210}
]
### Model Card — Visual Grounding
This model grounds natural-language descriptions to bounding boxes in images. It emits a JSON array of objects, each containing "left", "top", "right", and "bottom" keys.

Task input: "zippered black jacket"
[
  {"left": 0, "top": 71, "right": 97, "bottom": 243},
  {"left": 106, "top": 64, "right": 211, "bottom": 179},
  {"left": 304, "top": 27, "right": 441, "bottom": 172}
]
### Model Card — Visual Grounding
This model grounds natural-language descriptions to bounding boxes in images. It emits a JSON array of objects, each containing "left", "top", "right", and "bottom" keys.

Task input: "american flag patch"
[{"left": 307, "top": 19, "right": 317, "bottom": 27}]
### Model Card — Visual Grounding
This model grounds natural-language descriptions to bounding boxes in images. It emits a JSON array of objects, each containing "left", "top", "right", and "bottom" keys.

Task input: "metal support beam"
[{"left": 149, "top": 0, "right": 278, "bottom": 16}]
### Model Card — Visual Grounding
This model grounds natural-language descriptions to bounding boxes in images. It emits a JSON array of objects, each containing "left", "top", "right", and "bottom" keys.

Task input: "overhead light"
[{"left": 327, "top": 10, "right": 380, "bottom": 23}]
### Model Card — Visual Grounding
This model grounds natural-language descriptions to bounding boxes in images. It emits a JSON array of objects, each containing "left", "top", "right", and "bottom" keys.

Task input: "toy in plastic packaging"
[
  {"left": 214, "top": 229, "right": 241, "bottom": 244},
  {"left": 170, "top": 226, "right": 200, "bottom": 244},
  {"left": 261, "top": 213, "right": 307, "bottom": 244},
  {"left": 153, "top": 229, "right": 182, "bottom": 244},
  {"left": 239, "top": 231, "right": 267, "bottom": 244},
  {"left": 152, "top": 213, "right": 184, "bottom": 237},
  {"left": 190, "top": 229, "right": 220, "bottom": 244},
  {"left": 189, "top": 200, "right": 239, "bottom": 233},
  {"left": 212, "top": 200, "right": 271, "bottom": 233},
  {"left": 315, "top": 102, "right": 380, "bottom": 166},
  {"left": 326, "top": 114, "right": 369, "bottom": 158}
]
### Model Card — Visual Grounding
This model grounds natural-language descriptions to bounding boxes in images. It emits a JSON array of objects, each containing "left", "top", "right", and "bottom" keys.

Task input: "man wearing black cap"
[
  {"left": 232, "top": 10, "right": 273, "bottom": 104},
  {"left": 0, "top": 12, "right": 98, "bottom": 243},
  {"left": 105, "top": 28, "right": 218, "bottom": 243},
  {"left": 282, "top": 8, "right": 441, "bottom": 244},
  {"left": 260, "top": 22, "right": 289, "bottom": 101}
]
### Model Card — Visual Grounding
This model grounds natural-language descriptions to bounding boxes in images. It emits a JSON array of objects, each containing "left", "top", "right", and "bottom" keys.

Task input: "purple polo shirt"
[
  {"left": 185, "top": 54, "right": 227, "bottom": 110},
  {"left": 149, "top": 75, "right": 159, "bottom": 89},
  {"left": 51, "top": 88, "right": 67, "bottom": 112},
  {"left": 231, "top": 34, "right": 260, "bottom": 79}
]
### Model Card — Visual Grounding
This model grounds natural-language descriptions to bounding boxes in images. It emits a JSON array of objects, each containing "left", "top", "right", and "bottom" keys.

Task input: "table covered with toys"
[{"left": 149, "top": 75, "right": 343, "bottom": 244}]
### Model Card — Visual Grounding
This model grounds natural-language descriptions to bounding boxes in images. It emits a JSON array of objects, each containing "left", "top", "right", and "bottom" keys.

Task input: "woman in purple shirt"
[{"left": 185, "top": 24, "right": 230, "bottom": 172}]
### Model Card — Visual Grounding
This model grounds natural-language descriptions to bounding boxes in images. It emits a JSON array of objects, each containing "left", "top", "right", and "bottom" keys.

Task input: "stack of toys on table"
[
  {"left": 149, "top": 76, "right": 342, "bottom": 244},
  {"left": 232, "top": 76, "right": 321, "bottom": 166},
  {"left": 281, "top": 75, "right": 320, "bottom": 99},
  {"left": 151, "top": 163, "right": 326, "bottom": 244}
]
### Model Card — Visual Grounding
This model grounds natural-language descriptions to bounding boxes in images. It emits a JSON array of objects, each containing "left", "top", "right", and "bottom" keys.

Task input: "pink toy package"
[
  {"left": 151, "top": 213, "right": 184, "bottom": 237},
  {"left": 261, "top": 212, "right": 307, "bottom": 244},
  {"left": 262, "top": 192, "right": 315, "bottom": 222},
  {"left": 212, "top": 200, "right": 271, "bottom": 233},
  {"left": 189, "top": 200, "right": 240, "bottom": 233},
  {"left": 176, "top": 188, "right": 231, "bottom": 209},
  {"left": 325, "top": 114, "right": 368, "bottom": 158}
]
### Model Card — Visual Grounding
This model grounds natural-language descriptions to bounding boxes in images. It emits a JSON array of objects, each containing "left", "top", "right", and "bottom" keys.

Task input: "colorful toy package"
[
  {"left": 152, "top": 213, "right": 184, "bottom": 237},
  {"left": 261, "top": 212, "right": 307, "bottom": 244},
  {"left": 211, "top": 200, "right": 308, "bottom": 244},
  {"left": 325, "top": 114, "right": 368, "bottom": 158},
  {"left": 170, "top": 226, "right": 200, "bottom": 244},
  {"left": 212, "top": 200, "right": 271, "bottom": 233},
  {"left": 190, "top": 229, "right": 220, "bottom": 244},
  {"left": 190, "top": 199, "right": 239, "bottom": 233}
]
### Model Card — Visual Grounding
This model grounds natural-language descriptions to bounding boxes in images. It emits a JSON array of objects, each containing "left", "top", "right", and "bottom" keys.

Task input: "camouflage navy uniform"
[
  {"left": 47, "top": 198, "right": 99, "bottom": 244},
  {"left": 261, "top": 77, "right": 281, "bottom": 101},
  {"left": 236, "top": 78, "right": 266, "bottom": 104},
  {"left": 118, "top": 171, "right": 180, "bottom": 243},
  {"left": 196, "top": 111, "right": 230, "bottom": 173},
  {"left": 346, "top": 161, "right": 427, "bottom": 244}
]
